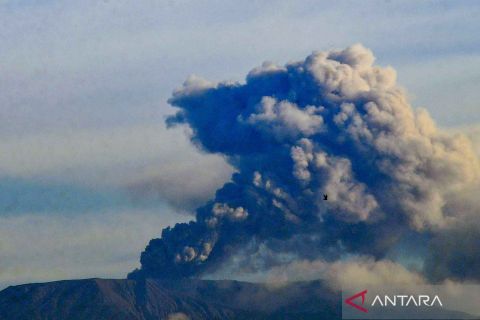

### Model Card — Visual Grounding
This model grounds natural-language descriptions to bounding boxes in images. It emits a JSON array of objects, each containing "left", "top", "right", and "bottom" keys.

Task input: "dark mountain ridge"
[{"left": 0, "top": 278, "right": 339, "bottom": 320}]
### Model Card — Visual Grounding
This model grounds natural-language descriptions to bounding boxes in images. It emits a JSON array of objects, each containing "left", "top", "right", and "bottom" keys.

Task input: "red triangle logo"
[{"left": 345, "top": 289, "right": 368, "bottom": 313}]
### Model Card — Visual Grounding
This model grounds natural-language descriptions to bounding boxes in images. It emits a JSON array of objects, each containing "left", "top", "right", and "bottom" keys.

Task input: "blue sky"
[{"left": 0, "top": 0, "right": 479, "bottom": 288}]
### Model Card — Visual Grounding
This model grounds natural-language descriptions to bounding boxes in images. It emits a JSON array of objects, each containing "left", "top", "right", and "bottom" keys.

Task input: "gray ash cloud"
[{"left": 129, "top": 45, "right": 480, "bottom": 281}]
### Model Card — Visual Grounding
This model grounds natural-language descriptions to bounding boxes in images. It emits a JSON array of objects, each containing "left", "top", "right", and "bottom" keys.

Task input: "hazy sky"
[{"left": 0, "top": 0, "right": 479, "bottom": 288}]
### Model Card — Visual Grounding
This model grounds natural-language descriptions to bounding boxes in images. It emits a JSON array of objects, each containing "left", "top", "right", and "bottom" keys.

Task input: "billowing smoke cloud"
[
  {"left": 257, "top": 257, "right": 426, "bottom": 290},
  {"left": 130, "top": 44, "right": 480, "bottom": 281}
]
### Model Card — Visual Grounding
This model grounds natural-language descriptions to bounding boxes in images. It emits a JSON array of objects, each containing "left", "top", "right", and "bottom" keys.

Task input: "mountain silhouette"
[{"left": 0, "top": 278, "right": 339, "bottom": 319}]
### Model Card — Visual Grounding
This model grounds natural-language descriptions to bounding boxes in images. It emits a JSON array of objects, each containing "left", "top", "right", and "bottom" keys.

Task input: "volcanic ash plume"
[{"left": 129, "top": 44, "right": 480, "bottom": 281}]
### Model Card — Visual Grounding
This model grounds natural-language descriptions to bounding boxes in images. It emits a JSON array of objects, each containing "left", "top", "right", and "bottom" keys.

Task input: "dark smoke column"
[{"left": 129, "top": 44, "right": 479, "bottom": 280}]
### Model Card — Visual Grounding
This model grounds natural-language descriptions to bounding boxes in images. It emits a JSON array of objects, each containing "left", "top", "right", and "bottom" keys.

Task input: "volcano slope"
[{"left": 0, "top": 278, "right": 339, "bottom": 320}]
